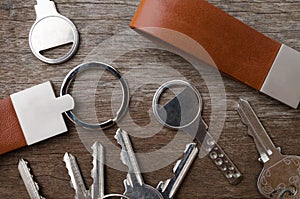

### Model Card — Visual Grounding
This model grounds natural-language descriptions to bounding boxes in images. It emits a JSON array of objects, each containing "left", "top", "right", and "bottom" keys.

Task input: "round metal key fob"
[{"left": 29, "top": 0, "right": 79, "bottom": 64}]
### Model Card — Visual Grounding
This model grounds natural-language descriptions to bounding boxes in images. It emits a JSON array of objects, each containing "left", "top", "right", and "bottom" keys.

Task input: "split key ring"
[{"left": 60, "top": 62, "right": 130, "bottom": 130}]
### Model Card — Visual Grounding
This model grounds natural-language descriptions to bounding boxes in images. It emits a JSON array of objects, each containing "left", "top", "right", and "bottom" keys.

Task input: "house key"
[
  {"left": 18, "top": 159, "right": 45, "bottom": 199},
  {"left": 115, "top": 129, "right": 164, "bottom": 199},
  {"left": 29, "top": 0, "right": 79, "bottom": 64},
  {"left": 64, "top": 141, "right": 130, "bottom": 199},
  {"left": 153, "top": 80, "right": 242, "bottom": 184},
  {"left": 238, "top": 99, "right": 299, "bottom": 198}
]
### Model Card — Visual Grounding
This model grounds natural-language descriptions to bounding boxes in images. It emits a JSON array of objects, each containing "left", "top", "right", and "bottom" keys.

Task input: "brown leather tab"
[
  {"left": 130, "top": 0, "right": 281, "bottom": 90},
  {"left": 0, "top": 97, "right": 27, "bottom": 155}
]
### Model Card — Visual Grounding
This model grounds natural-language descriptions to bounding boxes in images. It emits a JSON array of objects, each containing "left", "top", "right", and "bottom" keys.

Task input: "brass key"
[{"left": 238, "top": 99, "right": 299, "bottom": 198}]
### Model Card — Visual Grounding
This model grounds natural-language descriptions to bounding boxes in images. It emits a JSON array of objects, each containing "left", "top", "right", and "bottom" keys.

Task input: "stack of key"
[
  {"left": 18, "top": 129, "right": 198, "bottom": 199},
  {"left": 63, "top": 142, "right": 130, "bottom": 199},
  {"left": 18, "top": 142, "right": 129, "bottom": 199},
  {"left": 238, "top": 99, "right": 299, "bottom": 199},
  {"left": 115, "top": 128, "right": 199, "bottom": 199}
]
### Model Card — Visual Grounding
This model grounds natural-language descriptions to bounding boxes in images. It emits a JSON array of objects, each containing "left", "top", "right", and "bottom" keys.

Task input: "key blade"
[
  {"left": 114, "top": 128, "right": 144, "bottom": 187},
  {"left": 18, "top": 159, "right": 45, "bottom": 199},
  {"left": 237, "top": 99, "right": 264, "bottom": 136},
  {"left": 90, "top": 142, "right": 105, "bottom": 199},
  {"left": 237, "top": 98, "right": 279, "bottom": 163},
  {"left": 157, "top": 143, "right": 198, "bottom": 199},
  {"left": 237, "top": 105, "right": 248, "bottom": 127},
  {"left": 63, "top": 153, "right": 88, "bottom": 199}
]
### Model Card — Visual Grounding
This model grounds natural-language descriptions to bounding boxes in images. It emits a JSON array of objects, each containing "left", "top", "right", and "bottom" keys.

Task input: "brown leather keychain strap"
[
  {"left": 0, "top": 97, "right": 26, "bottom": 155},
  {"left": 130, "top": 0, "right": 282, "bottom": 90}
]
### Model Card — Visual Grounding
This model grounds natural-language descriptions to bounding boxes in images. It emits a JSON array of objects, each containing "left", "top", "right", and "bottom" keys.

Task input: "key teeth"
[
  {"left": 114, "top": 129, "right": 130, "bottom": 167},
  {"left": 18, "top": 159, "right": 44, "bottom": 198},
  {"left": 91, "top": 141, "right": 103, "bottom": 177},
  {"left": 173, "top": 143, "right": 198, "bottom": 174},
  {"left": 63, "top": 152, "right": 79, "bottom": 192},
  {"left": 63, "top": 153, "right": 73, "bottom": 186},
  {"left": 90, "top": 141, "right": 105, "bottom": 198},
  {"left": 157, "top": 143, "right": 199, "bottom": 198},
  {"left": 19, "top": 159, "right": 36, "bottom": 182},
  {"left": 114, "top": 129, "right": 127, "bottom": 149}
]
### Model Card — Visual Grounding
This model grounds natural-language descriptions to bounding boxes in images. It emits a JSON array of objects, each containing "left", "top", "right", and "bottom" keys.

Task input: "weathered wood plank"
[{"left": 0, "top": 0, "right": 299, "bottom": 198}]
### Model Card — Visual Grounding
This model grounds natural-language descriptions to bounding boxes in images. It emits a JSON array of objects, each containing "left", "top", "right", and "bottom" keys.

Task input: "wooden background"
[{"left": 0, "top": 0, "right": 300, "bottom": 198}]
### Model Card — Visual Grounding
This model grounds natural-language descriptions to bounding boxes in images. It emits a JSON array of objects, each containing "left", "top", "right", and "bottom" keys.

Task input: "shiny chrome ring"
[
  {"left": 152, "top": 80, "right": 202, "bottom": 129},
  {"left": 60, "top": 62, "right": 130, "bottom": 129}
]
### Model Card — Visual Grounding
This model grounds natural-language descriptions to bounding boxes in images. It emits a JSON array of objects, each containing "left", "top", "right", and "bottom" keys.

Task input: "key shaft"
[
  {"left": 115, "top": 128, "right": 144, "bottom": 187},
  {"left": 115, "top": 129, "right": 164, "bottom": 199},
  {"left": 90, "top": 142, "right": 105, "bottom": 199},
  {"left": 157, "top": 143, "right": 198, "bottom": 199},
  {"left": 63, "top": 153, "right": 88, "bottom": 199},
  {"left": 18, "top": 159, "right": 45, "bottom": 199},
  {"left": 237, "top": 98, "right": 282, "bottom": 163}
]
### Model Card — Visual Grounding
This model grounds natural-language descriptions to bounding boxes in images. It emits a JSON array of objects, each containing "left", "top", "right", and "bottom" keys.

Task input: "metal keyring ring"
[
  {"left": 60, "top": 62, "right": 130, "bottom": 129},
  {"left": 101, "top": 193, "right": 131, "bottom": 199},
  {"left": 152, "top": 80, "right": 202, "bottom": 129}
]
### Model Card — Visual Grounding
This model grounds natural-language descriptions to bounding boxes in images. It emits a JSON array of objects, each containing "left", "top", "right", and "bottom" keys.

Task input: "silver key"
[
  {"left": 64, "top": 153, "right": 89, "bottom": 199},
  {"left": 237, "top": 99, "right": 282, "bottom": 164},
  {"left": 90, "top": 142, "right": 105, "bottom": 199},
  {"left": 153, "top": 80, "right": 242, "bottom": 184},
  {"left": 237, "top": 98, "right": 299, "bottom": 198},
  {"left": 115, "top": 128, "right": 164, "bottom": 199},
  {"left": 157, "top": 143, "right": 198, "bottom": 199},
  {"left": 29, "top": 0, "right": 79, "bottom": 64},
  {"left": 18, "top": 159, "right": 45, "bottom": 199},
  {"left": 64, "top": 141, "right": 104, "bottom": 199}
]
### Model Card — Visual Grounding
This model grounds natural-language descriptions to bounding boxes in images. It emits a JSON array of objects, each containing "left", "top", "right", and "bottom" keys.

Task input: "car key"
[
  {"left": 153, "top": 80, "right": 242, "bottom": 184},
  {"left": 238, "top": 98, "right": 299, "bottom": 198},
  {"left": 18, "top": 159, "right": 45, "bottom": 199},
  {"left": 115, "top": 128, "right": 164, "bottom": 199},
  {"left": 157, "top": 143, "right": 198, "bottom": 199}
]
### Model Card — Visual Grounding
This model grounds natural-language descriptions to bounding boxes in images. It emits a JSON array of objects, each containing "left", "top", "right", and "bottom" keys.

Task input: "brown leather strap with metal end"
[
  {"left": 130, "top": 0, "right": 281, "bottom": 90},
  {"left": 0, "top": 97, "right": 27, "bottom": 155}
]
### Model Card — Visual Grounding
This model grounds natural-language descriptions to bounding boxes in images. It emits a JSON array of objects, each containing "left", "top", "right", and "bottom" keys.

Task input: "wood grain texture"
[{"left": 0, "top": 0, "right": 299, "bottom": 198}]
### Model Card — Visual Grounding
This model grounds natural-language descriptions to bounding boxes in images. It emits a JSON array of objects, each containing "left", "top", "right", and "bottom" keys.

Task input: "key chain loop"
[
  {"left": 60, "top": 62, "right": 130, "bottom": 129},
  {"left": 152, "top": 80, "right": 202, "bottom": 130}
]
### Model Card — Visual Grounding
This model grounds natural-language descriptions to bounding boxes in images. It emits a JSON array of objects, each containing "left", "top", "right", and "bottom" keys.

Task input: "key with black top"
[{"left": 153, "top": 80, "right": 242, "bottom": 185}]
